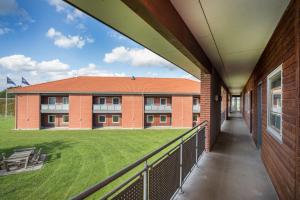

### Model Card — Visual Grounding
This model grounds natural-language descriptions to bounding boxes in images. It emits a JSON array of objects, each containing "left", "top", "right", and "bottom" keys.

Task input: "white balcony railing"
[
  {"left": 193, "top": 105, "right": 200, "bottom": 113},
  {"left": 41, "top": 104, "right": 69, "bottom": 113},
  {"left": 144, "top": 105, "right": 172, "bottom": 113},
  {"left": 93, "top": 104, "right": 122, "bottom": 113}
]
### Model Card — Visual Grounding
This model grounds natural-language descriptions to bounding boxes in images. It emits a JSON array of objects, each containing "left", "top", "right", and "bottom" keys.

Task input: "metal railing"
[
  {"left": 144, "top": 105, "right": 172, "bottom": 113},
  {"left": 71, "top": 121, "right": 207, "bottom": 200},
  {"left": 193, "top": 105, "right": 200, "bottom": 113},
  {"left": 93, "top": 104, "right": 122, "bottom": 113},
  {"left": 41, "top": 104, "right": 69, "bottom": 113}
]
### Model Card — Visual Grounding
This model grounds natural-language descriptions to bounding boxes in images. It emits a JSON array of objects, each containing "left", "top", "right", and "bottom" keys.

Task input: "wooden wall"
[{"left": 241, "top": 1, "right": 300, "bottom": 199}]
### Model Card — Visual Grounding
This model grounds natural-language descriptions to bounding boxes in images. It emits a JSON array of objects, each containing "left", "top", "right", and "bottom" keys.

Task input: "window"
[
  {"left": 193, "top": 114, "right": 198, "bottom": 122},
  {"left": 98, "top": 115, "right": 106, "bottom": 123},
  {"left": 147, "top": 115, "right": 154, "bottom": 123},
  {"left": 193, "top": 98, "right": 199, "bottom": 105},
  {"left": 48, "top": 97, "right": 56, "bottom": 105},
  {"left": 113, "top": 97, "right": 120, "bottom": 105},
  {"left": 146, "top": 98, "right": 154, "bottom": 105},
  {"left": 267, "top": 65, "right": 282, "bottom": 142},
  {"left": 160, "top": 115, "right": 167, "bottom": 123},
  {"left": 112, "top": 115, "right": 120, "bottom": 123},
  {"left": 62, "top": 115, "right": 69, "bottom": 123},
  {"left": 62, "top": 97, "right": 69, "bottom": 104},
  {"left": 99, "top": 97, "right": 106, "bottom": 105},
  {"left": 48, "top": 115, "right": 55, "bottom": 123},
  {"left": 160, "top": 98, "right": 167, "bottom": 106}
]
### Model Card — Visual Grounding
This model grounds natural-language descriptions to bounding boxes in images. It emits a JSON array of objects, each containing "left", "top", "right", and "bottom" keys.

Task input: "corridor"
[{"left": 175, "top": 112, "right": 277, "bottom": 200}]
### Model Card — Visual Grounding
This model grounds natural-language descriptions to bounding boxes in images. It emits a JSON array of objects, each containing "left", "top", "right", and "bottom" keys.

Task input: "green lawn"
[{"left": 0, "top": 117, "right": 187, "bottom": 200}]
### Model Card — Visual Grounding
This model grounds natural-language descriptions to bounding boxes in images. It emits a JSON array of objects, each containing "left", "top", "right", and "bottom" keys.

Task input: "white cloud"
[
  {"left": 66, "top": 9, "right": 84, "bottom": 22},
  {"left": 104, "top": 46, "right": 175, "bottom": 69},
  {"left": 0, "top": 27, "right": 11, "bottom": 35},
  {"left": 47, "top": 0, "right": 68, "bottom": 12},
  {"left": 46, "top": 27, "right": 93, "bottom": 49},
  {"left": 107, "top": 30, "right": 126, "bottom": 40}
]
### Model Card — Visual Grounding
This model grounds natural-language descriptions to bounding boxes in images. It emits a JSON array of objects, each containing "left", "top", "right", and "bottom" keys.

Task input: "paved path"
[{"left": 174, "top": 112, "right": 277, "bottom": 200}]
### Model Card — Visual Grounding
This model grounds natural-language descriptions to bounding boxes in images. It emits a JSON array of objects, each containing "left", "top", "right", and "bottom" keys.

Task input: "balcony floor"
[{"left": 174, "top": 112, "right": 277, "bottom": 200}]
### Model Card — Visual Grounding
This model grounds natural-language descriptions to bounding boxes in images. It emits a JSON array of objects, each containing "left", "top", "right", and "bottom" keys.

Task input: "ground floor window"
[
  {"left": 48, "top": 115, "right": 55, "bottom": 123},
  {"left": 147, "top": 115, "right": 154, "bottom": 123},
  {"left": 193, "top": 114, "right": 198, "bottom": 122},
  {"left": 98, "top": 115, "right": 106, "bottom": 123},
  {"left": 160, "top": 115, "right": 167, "bottom": 123},
  {"left": 112, "top": 115, "right": 120, "bottom": 123},
  {"left": 62, "top": 115, "right": 69, "bottom": 123}
]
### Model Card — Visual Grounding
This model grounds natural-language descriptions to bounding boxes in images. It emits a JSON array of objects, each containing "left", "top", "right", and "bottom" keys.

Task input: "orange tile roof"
[{"left": 9, "top": 76, "right": 200, "bottom": 95}]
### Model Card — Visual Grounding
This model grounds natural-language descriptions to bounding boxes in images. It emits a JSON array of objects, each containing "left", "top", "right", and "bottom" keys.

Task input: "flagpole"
[{"left": 5, "top": 77, "right": 8, "bottom": 118}]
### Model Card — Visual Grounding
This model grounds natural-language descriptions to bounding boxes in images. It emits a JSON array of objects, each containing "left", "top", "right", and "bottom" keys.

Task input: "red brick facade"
[
  {"left": 172, "top": 96, "right": 193, "bottom": 128},
  {"left": 144, "top": 114, "right": 171, "bottom": 127},
  {"left": 93, "top": 114, "right": 122, "bottom": 127}
]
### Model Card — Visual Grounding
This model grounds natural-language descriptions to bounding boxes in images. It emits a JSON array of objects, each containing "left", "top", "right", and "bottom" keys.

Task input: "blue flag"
[
  {"left": 7, "top": 76, "right": 16, "bottom": 86},
  {"left": 22, "top": 77, "right": 30, "bottom": 86}
]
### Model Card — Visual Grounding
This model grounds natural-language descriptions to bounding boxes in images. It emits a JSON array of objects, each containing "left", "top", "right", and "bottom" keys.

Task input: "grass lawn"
[{"left": 0, "top": 117, "right": 187, "bottom": 200}]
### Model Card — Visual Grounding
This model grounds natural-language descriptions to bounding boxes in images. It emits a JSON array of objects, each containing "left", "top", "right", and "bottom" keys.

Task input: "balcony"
[
  {"left": 193, "top": 105, "right": 200, "bottom": 113},
  {"left": 93, "top": 104, "right": 122, "bottom": 113},
  {"left": 41, "top": 104, "right": 69, "bottom": 113},
  {"left": 144, "top": 105, "right": 172, "bottom": 113}
]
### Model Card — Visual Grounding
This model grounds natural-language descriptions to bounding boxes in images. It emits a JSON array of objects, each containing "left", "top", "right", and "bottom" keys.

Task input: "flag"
[
  {"left": 7, "top": 76, "right": 16, "bottom": 86},
  {"left": 22, "top": 77, "right": 30, "bottom": 86}
]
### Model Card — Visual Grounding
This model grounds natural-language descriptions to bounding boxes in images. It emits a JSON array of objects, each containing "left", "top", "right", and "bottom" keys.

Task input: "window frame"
[
  {"left": 193, "top": 114, "right": 198, "bottom": 122},
  {"left": 98, "top": 115, "right": 106, "bottom": 123},
  {"left": 112, "top": 97, "right": 120, "bottom": 105},
  {"left": 160, "top": 115, "right": 167, "bottom": 123},
  {"left": 267, "top": 65, "right": 283, "bottom": 143},
  {"left": 147, "top": 115, "right": 154, "bottom": 123},
  {"left": 146, "top": 98, "right": 154, "bottom": 105},
  {"left": 62, "top": 115, "right": 69, "bottom": 123},
  {"left": 48, "top": 115, "right": 55, "bottom": 124},
  {"left": 62, "top": 97, "right": 69, "bottom": 104},
  {"left": 193, "top": 98, "right": 199, "bottom": 106},
  {"left": 48, "top": 97, "right": 56, "bottom": 105},
  {"left": 160, "top": 98, "right": 167, "bottom": 106},
  {"left": 112, "top": 115, "right": 120, "bottom": 123},
  {"left": 99, "top": 97, "right": 106, "bottom": 105}
]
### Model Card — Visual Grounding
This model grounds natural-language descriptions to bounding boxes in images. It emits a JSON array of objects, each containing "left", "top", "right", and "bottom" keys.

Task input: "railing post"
[
  {"left": 143, "top": 161, "right": 148, "bottom": 200},
  {"left": 179, "top": 138, "right": 183, "bottom": 193},
  {"left": 195, "top": 129, "right": 198, "bottom": 163}
]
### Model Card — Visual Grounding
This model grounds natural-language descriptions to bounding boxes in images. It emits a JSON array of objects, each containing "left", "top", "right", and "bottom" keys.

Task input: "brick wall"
[
  {"left": 41, "top": 114, "right": 68, "bottom": 128},
  {"left": 242, "top": 1, "right": 300, "bottom": 199},
  {"left": 144, "top": 96, "right": 171, "bottom": 105},
  {"left": 93, "top": 96, "right": 122, "bottom": 104},
  {"left": 16, "top": 94, "right": 40, "bottom": 129},
  {"left": 93, "top": 113, "right": 122, "bottom": 127},
  {"left": 69, "top": 94, "right": 92, "bottom": 129},
  {"left": 122, "top": 95, "right": 144, "bottom": 128},
  {"left": 41, "top": 96, "right": 67, "bottom": 104},
  {"left": 172, "top": 95, "right": 193, "bottom": 128},
  {"left": 144, "top": 114, "right": 171, "bottom": 127}
]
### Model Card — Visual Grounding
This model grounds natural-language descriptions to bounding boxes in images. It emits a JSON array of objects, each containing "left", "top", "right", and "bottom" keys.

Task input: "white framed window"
[
  {"left": 62, "top": 115, "right": 69, "bottom": 123},
  {"left": 160, "top": 115, "right": 167, "bottom": 123},
  {"left": 193, "top": 98, "right": 199, "bottom": 105},
  {"left": 146, "top": 98, "right": 154, "bottom": 105},
  {"left": 99, "top": 97, "right": 106, "bottom": 105},
  {"left": 48, "top": 97, "right": 56, "bottom": 105},
  {"left": 112, "top": 97, "right": 120, "bottom": 105},
  {"left": 147, "top": 115, "right": 154, "bottom": 123},
  {"left": 160, "top": 98, "right": 167, "bottom": 106},
  {"left": 112, "top": 115, "right": 120, "bottom": 123},
  {"left": 48, "top": 115, "right": 55, "bottom": 123},
  {"left": 98, "top": 115, "right": 106, "bottom": 123},
  {"left": 62, "top": 97, "right": 69, "bottom": 104},
  {"left": 267, "top": 65, "right": 282, "bottom": 142},
  {"left": 193, "top": 114, "right": 198, "bottom": 122}
]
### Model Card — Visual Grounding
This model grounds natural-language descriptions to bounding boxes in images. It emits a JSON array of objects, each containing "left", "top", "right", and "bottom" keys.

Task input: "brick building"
[{"left": 10, "top": 76, "right": 201, "bottom": 130}]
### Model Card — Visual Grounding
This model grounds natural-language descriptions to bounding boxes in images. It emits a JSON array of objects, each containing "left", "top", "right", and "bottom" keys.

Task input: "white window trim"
[
  {"left": 146, "top": 98, "right": 154, "bottom": 105},
  {"left": 267, "top": 65, "right": 283, "bottom": 143},
  {"left": 62, "top": 97, "right": 69, "bottom": 104},
  {"left": 62, "top": 115, "right": 69, "bottom": 123},
  {"left": 112, "top": 97, "right": 120, "bottom": 105},
  {"left": 160, "top": 115, "right": 167, "bottom": 123},
  {"left": 112, "top": 115, "right": 120, "bottom": 123},
  {"left": 98, "top": 115, "right": 106, "bottom": 123},
  {"left": 147, "top": 115, "right": 154, "bottom": 123},
  {"left": 160, "top": 98, "right": 167, "bottom": 106},
  {"left": 48, "top": 115, "right": 55, "bottom": 124},
  {"left": 48, "top": 97, "right": 56, "bottom": 105},
  {"left": 99, "top": 97, "right": 106, "bottom": 105}
]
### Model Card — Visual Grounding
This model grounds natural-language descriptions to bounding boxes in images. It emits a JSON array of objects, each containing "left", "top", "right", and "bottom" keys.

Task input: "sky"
[{"left": 0, "top": 0, "right": 197, "bottom": 90}]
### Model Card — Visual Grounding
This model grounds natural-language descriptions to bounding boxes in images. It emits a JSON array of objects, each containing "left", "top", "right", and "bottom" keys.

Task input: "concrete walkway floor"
[{"left": 174, "top": 112, "right": 277, "bottom": 200}]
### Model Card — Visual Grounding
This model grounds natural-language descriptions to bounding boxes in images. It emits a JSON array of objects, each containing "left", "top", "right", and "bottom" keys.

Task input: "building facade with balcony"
[{"left": 10, "top": 76, "right": 200, "bottom": 129}]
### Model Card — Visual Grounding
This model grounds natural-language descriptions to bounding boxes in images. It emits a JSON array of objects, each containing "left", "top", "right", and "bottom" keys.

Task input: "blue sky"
[{"left": 0, "top": 0, "right": 195, "bottom": 90}]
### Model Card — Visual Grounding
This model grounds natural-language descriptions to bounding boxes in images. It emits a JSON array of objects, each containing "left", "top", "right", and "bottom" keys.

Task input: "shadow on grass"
[{"left": 0, "top": 141, "right": 74, "bottom": 164}]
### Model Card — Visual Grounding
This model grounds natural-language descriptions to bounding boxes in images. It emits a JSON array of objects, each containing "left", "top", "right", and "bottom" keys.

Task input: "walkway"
[{"left": 174, "top": 112, "right": 277, "bottom": 200}]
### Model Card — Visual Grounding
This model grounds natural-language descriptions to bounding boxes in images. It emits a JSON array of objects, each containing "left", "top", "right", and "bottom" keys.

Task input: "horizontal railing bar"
[
  {"left": 71, "top": 120, "right": 207, "bottom": 200},
  {"left": 100, "top": 169, "right": 145, "bottom": 200}
]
